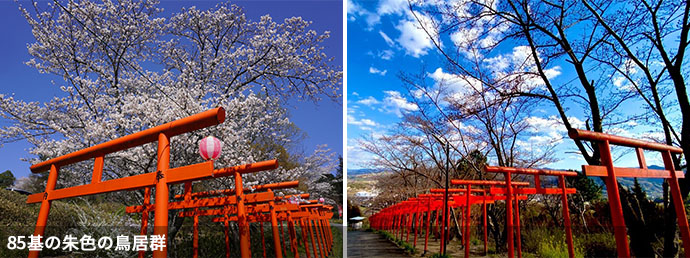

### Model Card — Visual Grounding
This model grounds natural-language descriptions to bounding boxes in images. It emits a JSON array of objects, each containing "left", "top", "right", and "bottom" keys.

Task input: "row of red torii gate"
[
  {"left": 369, "top": 129, "right": 690, "bottom": 258},
  {"left": 24, "top": 107, "right": 335, "bottom": 258}
]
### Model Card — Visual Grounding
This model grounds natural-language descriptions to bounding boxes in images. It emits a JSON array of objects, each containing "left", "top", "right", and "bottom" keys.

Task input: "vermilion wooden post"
[
  {"left": 308, "top": 217, "right": 318, "bottom": 258},
  {"left": 316, "top": 212, "right": 326, "bottom": 258},
  {"left": 235, "top": 171, "right": 251, "bottom": 258},
  {"left": 598, "top": 140, "right": 630, "bottom": 257},
  {"left": 139, "top": 187, "right": 151, "bottom": 258},
  {"left": 193, "top": 208, "right": 199, "bottom": 258},
  {"left": 515, "top": 196, "right": 522, "bottom": 258},
  {"left": 319, "top": 215, "right": 328, "bottom": 256},
  {"left": 483, "top": 194, "right": 488, "bottom": 255},
  {"left": 224, "top": 214, "right": 230, "bottom": 258},
  {"left": 268, "top": 190, "right": 283, "bottom": 258},
  {"left": 261, "top": 222, "right": 266, "bottom": 258},
  {"left": 405, "top": 213, "right": 414, "bottom": 242},
  {"left": 505, "top": 171, "right": 514, "bottom": 258},
  {"left": 465, "top": 183, "right": 472, "bottom": 258},
  {"left": 413, "top": 207, "right": 419, "bottom": 249},
  {"left": 28, "top": 164, "right": 59, "bottom": 258},
  {"left": 424, "top": 197, "right": 431, "bottom": 255},
  {"left": 435, "top": 208, "right": 441, "bottom": 242},
  {"left": 398, "top": 212, "right": 404, "bottom": 240},
  {"left": 153, "top": 132, "right": 170, "bottom": 258},
  {"left": 663, "top": 150, "right": 690, "bottom": 257},
  {"left": 559, "top": 175, "right": 575, "bottom": 258},
  {"left": 280, "top": 220, "right": 286, "bottom": 255},
  {"left": 300, "top": 219, "right": 311, "bottom": 258},
  {"left": 288, "top": 213, "right": 299, "bottom": 258}
]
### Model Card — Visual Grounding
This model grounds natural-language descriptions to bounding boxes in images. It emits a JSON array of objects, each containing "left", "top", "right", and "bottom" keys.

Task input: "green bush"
[
  {"left": 537, "top": 238, "right": 584, "bottom": 258},
  {"left": 523, "top": 226, "right": 588, "bottom": 258},
  {"left": 470, "top": 236, "right": 482, "bottom": 245},
  {"left": 578, "top": 232, "right": 616, "bottom": 258},
  {"left": 429, "top": 253, "right": 450, "bottom": 258},
  {"left": 399, "top": 240, "right": 416, "bottom": 254}
]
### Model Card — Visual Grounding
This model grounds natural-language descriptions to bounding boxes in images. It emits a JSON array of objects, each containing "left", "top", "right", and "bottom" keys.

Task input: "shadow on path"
[{"left": 347, "top": 230, "right": 411, "bottom": 258}]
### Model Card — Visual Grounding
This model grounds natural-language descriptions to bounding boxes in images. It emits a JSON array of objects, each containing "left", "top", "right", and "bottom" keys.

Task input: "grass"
[
  {"left": 330, "top": 225, "right": 344, "bottom": 258},
  {"left": 373, "top": 230, "right": 416, "bottom": 255}
]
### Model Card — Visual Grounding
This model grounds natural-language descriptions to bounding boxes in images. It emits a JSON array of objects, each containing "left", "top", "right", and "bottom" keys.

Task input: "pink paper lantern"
[
  {"left": 319, "top": 197, "right": 325, "bottom": 203},
  {"left": 199, "top": 136, "right": 223, "bottom": 161}
]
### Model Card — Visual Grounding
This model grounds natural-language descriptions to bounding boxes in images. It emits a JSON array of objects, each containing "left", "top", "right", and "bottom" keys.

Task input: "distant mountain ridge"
[
  {"left": 347, "top": 168, "right": 384, "bottom": 178},
  {"left": 348, "top": 165, "right": 682, "bottom": 200}
]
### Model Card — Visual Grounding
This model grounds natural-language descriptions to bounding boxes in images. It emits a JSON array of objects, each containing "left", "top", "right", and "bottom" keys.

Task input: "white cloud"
[
  {"left": 369, "top": 66, "right": 388, "bottom": 76},
  {"left": 379, "top": 49, "right": 394, "bottom": 60},
  {"left": 351, "top": 91, "right": 359, "bottom": 96},
  {"left": 379, "top": 31, "right": 396, "bottom": 47},
  {"left": 377, "top": 0, "right": 408, "bottom": 15},
  {"left": 348, "top": 114, "right": 379, "bottom": 127},
  {"left": 428, "top": 67, "right": 482, "bottom": 94},
  {"left": 524, "top": 115, "right": 586, "bottom": 145},
  {"left": 612, "top": 76, "right": 636, "bottom": 91},
  {"left": 484, "top": 46, "right": 562, "bottom": 91},
  {"left": 357, "top": 96, "right": 380, "bottom": 106},
  {"left": 348, "top": 0, "right": 381, "bottom": 27},
  {"left": 395, "top": 14, "right": 436, "bottom": 57},
  {"left": 347, "top": 138, "right": 376, "bottom": 169},
  {"left": 383, "top": 90, "right": 418, "bottom": 117}
]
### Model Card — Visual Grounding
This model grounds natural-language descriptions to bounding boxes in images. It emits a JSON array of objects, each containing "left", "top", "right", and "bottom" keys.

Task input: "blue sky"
[
  {"left": 346, "top": 0, "right": 673, "bottom": 171},
  {"left": 0, "top": 0, "right": 342, "bottom": 180}
]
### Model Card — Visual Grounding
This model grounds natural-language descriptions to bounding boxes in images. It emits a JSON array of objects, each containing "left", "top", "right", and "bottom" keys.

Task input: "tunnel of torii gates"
[
  {"left": 23, "top": 107, "right": 334, "bottom": 258},
  {"left": 369, "top": 129, "right": 690, "bottom": 258},
  {"left": 126, "top": 180, "right": 334, "bottom": 258}
]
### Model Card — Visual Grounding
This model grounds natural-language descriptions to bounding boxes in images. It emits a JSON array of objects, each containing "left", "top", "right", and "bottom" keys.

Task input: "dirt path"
[{"left": 347, "top": 230, "right": 412, "bottom": 258}]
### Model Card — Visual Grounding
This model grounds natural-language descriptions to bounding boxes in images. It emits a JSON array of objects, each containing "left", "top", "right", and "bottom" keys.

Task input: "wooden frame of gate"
[
  {"left": 569, "top": 129, "right": 690, "bottom": 258},
  {"left": 425, "top": 190, "right": 507, "bottom": 255},
  {"left": 127, "top": 180, "right": 305, "bottom": 258},
  {"left": 371, "top": 129, "right": 688, "bottom": 258},
  {"left": 25, "top": 107, "right": 280, "bottom": 258},
  {"left": 449, "top": 180, "right": 534, "bottom": 258},
  {"left": 480, "top": 167, "right": 578, "bottom": 258},
  {"left": 369, "top": 183, "right": 529, "bottom": 257},
  {"left": 199, "top": 197, "right": 328, "bottom": 258}
]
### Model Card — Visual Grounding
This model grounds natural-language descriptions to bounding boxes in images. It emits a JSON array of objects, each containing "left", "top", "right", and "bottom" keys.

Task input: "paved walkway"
[{"left": 347, "top": 230, "right": 411, "bottom": 258}]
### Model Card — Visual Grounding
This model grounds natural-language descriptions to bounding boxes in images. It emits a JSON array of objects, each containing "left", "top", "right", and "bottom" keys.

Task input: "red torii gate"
[
  {"left": 198, "top": 197, "right": 330, "bottom": 258},
  {"left": 426, "top": 190, "right": 520, "bottom": 256},
  {"left": 481, "top": 167, "right": 578, "bottom": 258},
  {"left": 128, "top": 180, "right": 303, "bottom": 258},
  {"left": 369, "top": 183, "right": 530, "bottom": 256},
  {"left": 426, "top": 189, "right": 493, "bottom": 254},
  {"left": 569, "top": 129, "right": 690, "bottom": 257},
  {"left": 449, "top": 180, "right": 533, "bottom": 258},
  {"left": 25, "top": 107, "right": 280, "bottom": 258}
]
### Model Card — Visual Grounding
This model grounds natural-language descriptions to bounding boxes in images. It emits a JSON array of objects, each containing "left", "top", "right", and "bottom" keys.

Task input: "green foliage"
[
  {"left": 398, "top": 240, "right": 416, "bottom": 254},
  {"left": 537, "top": 239, "right": 584, "bottom": 258},
  {"left": 0, "top": 190, "right": 136, "bottom": 257},
  {"left": 0, "top": 170, "right": 15, "bottom": 188},
  {"left": 567, "top": 171, "right": 602, "bottom": 203},
  {"left": 456, "top": 149, "right": 487, "bottom": 178},
  {"left": 429, "top": 253, "right": 450, "bottom": 258},
  {"left": 347, "top": 200, "right": 362, "bottom": 219},
  {"left": 578, "top": 232, "right": 617, "bottom": 257},
  {"left": 470, "top": 236, "right": 481, "bottom": 245}
]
